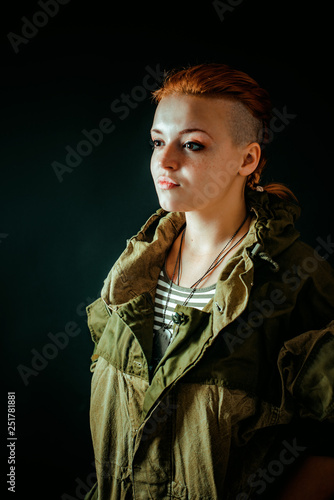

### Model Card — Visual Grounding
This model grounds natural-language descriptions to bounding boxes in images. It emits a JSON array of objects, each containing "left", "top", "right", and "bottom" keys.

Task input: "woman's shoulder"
[
  {"left": 273, "top": 238, "right": 334, "bottom": 324},
  {"left": 278, "top": 237, "right": 334, "bottom": 278}
]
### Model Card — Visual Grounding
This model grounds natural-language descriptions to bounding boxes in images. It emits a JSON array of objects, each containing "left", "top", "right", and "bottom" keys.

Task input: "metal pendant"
[{"left": 154, "top": 326, "right": 172, "bottom": 359}]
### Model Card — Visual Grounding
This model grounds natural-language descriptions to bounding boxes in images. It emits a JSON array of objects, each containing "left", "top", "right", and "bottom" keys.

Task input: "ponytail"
[
  {"left": 250, "top": 181, "right": 298, "bottom": 203},
  {"left": 260, "top": 183, "right": 298, "bottom": 203}
]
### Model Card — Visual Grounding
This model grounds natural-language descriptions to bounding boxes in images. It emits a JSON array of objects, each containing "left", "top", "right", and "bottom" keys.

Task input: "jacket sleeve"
[
  {"left": 278, "top": 245, "right": 334, "bottom": 422},
  {"left": 276, "top": 252, "right": 334, "bottom": 458},
  {"left": 276, "top": 245, "right": 334, "bottom": 423},
  {"left": 275, "top": 250, "right": 334, "bottom": 461},
  {"left": 278, "top": 320, "right": 334, "bottom": 422}
]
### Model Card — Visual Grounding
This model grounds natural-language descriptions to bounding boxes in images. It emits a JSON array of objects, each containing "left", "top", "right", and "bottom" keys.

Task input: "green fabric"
[{"left": 85, "top": 188, "right": 334, "bottom": 499}]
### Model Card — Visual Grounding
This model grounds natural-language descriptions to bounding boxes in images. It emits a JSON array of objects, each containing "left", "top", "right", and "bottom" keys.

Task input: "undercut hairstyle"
[{"left": 221, "top": 99, "right": 264, "bottom": 147}]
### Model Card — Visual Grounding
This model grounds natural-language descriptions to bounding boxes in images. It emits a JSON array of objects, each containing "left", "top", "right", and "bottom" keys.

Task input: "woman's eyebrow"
[
  {"left": 151, "top": 128, "right": 213, "bottom": 139},
  {"left": 179, "top": 128, "right": 213, "bottom": 139}
]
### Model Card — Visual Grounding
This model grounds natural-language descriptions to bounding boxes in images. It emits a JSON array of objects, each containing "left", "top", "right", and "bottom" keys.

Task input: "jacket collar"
[{"left": 101, "top": 189, "right": 301, "bottom": 334}]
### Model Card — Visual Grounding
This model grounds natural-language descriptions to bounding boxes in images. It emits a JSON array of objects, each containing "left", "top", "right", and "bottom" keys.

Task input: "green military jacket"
[{"left": 85, "top": 189, "right": 334, "bottom": 499}]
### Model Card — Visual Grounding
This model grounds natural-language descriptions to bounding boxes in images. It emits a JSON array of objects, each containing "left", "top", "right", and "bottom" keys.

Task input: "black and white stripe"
[{"left": 153, "top": 263, "right": 216, "bottom": 333}]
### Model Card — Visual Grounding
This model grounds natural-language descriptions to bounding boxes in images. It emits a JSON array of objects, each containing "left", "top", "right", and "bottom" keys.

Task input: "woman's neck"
[{"left": 183, "top": 189, "right": 249, "bottom": 257}]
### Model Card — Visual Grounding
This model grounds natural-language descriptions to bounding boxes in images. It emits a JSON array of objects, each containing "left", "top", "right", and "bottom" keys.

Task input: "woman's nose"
[{"left": 157, "top": 143, "right": 180, "bottom": 170}]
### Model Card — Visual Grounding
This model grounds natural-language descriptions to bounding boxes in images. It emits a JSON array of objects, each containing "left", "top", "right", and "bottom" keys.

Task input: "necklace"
[{"left": 157, "top": 212, "right": 249, "bottom": 341}]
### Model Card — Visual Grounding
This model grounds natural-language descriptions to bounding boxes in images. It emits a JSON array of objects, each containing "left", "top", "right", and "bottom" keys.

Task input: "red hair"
[{"left": 152, "top": 63, "right": 298, "bottom": 203}]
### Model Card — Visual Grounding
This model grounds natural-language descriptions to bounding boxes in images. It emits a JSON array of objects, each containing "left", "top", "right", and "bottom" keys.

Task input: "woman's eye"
[
  {"left": 184, "top": 141, "right": 204, "bottom": 151},
  {"left": 149, "top": 138, "right": 204, "bottom": 151},
  {"left": 149, "top": 138, "right": 162, "bottom": 149}
]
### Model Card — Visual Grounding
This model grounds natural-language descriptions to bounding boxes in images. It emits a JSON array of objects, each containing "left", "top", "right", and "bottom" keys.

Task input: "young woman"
[{"left": 85, "top": 63, "right": 334, "bottom": 499}]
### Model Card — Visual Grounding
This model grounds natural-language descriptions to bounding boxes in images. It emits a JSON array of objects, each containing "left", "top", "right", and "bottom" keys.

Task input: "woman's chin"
[{"left": 158, "top": 198, "right": 192, "bottom": 213}]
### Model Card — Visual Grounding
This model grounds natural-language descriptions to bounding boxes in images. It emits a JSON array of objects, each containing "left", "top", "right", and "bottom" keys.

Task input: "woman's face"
[{"left": 150, "top": 94, "right": 258, "bottom": 213}]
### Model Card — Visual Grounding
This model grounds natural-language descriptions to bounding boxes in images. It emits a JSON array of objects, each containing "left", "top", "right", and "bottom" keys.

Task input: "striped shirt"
[{"left": 151, "top": 263, "right": 216, "bottom": 369}]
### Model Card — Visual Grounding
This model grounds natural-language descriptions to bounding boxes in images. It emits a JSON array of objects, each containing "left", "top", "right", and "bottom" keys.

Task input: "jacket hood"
[
  {"left": 101, "top": 188, "right": 301, "bottom": 309},
  {"left": 245, "top": 188, "right": 301, "bottom": 258}
]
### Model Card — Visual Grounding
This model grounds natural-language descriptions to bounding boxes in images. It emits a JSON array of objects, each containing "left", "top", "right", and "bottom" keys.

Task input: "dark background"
[{"left": 1, "top": 1, "right": 333, "bottom": 498}]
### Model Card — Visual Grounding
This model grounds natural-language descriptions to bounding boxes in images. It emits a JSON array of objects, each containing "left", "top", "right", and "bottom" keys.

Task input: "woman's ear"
[{"left": 238, "top": 142, "right": 261, "bottom": 178}]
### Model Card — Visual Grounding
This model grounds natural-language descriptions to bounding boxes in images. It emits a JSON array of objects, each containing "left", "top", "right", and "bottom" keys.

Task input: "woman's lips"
[{"left": 157, "top": 177, "right": 180, "bottom": 190}]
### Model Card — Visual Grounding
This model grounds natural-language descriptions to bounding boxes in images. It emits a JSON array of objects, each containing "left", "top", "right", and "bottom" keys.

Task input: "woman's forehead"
[{"left": 152, "top": 94, "right": 234, "bottom": 133}]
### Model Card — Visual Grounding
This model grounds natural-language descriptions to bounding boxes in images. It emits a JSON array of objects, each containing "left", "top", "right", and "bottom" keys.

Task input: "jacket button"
[{"left": 172, "top": 312, "right": 184, "bottom": 324}]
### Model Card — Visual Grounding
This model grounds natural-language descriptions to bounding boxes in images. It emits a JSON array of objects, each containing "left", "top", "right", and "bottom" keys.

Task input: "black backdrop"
[{"left": 1, "top": 1, "right": 333, "bottom": 498}]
